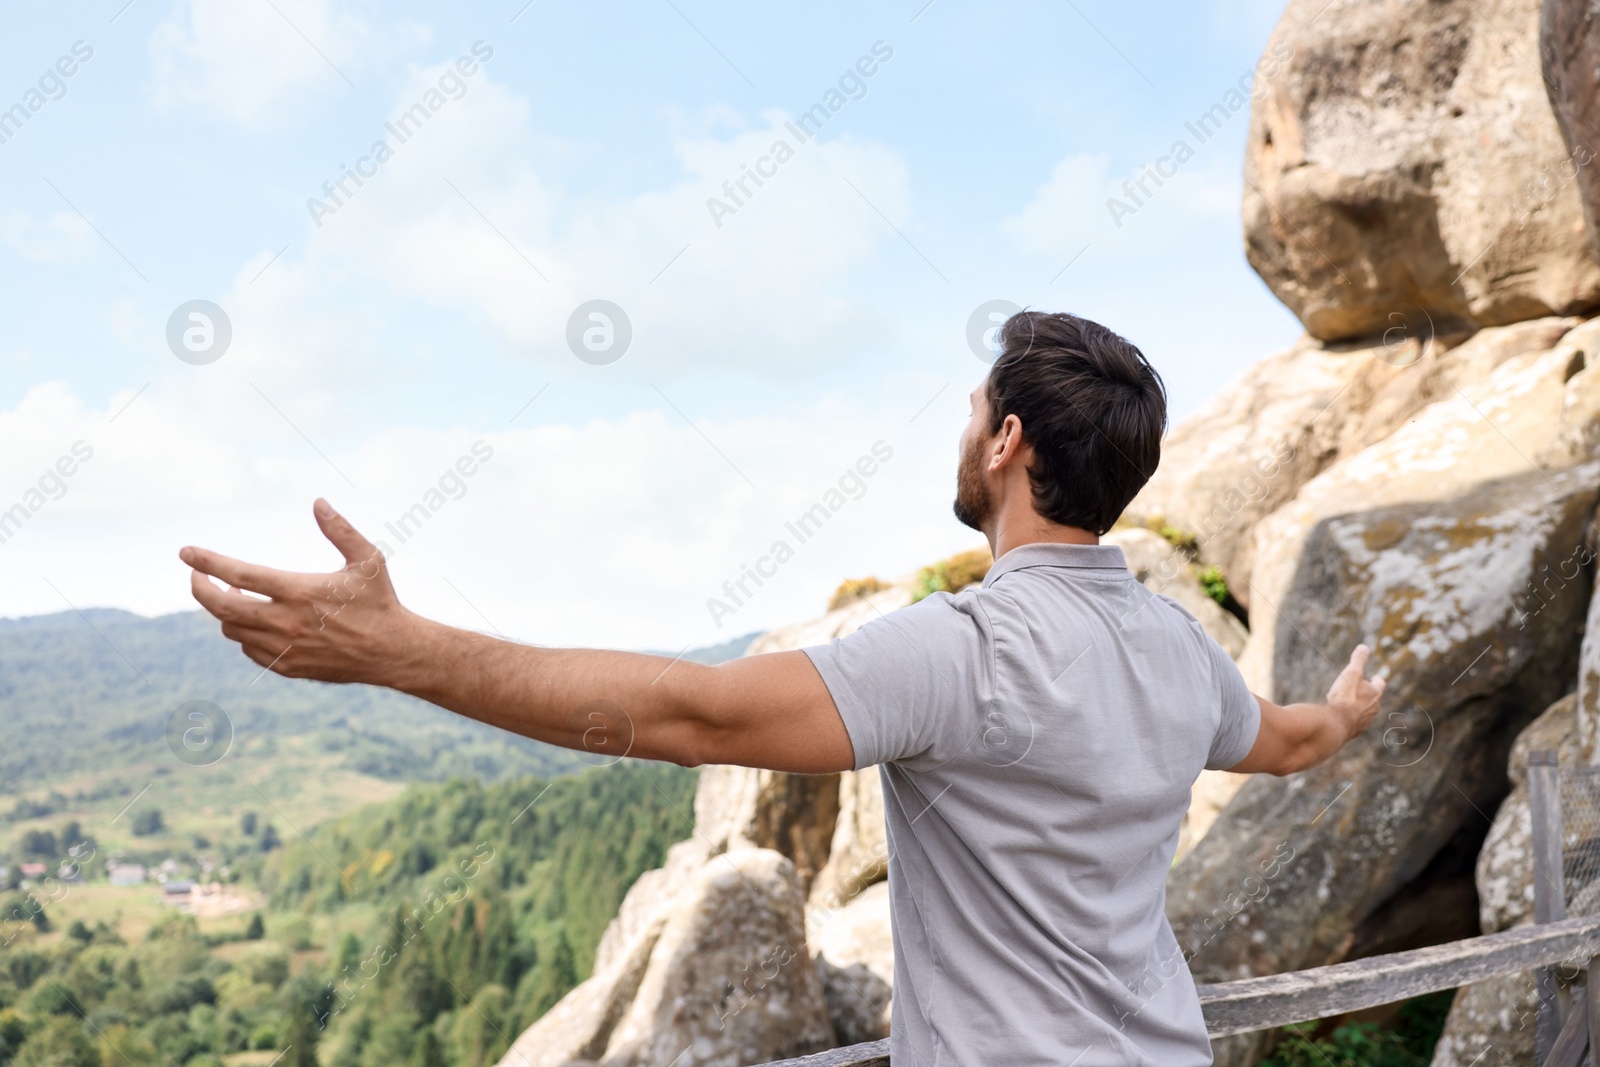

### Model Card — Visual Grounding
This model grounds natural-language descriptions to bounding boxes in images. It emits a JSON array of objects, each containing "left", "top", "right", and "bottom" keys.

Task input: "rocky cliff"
[{"left": 496, "top": 0, "right": 1600, "bottom": 1063}]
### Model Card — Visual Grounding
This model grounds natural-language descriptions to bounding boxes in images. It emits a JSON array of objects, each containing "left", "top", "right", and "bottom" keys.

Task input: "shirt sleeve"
[
  {"left": 1205, "top": 638, "right": 1260, "bottom": 771},
  {"left": 802, "top": 591, "right": 990, "bottom": 771}
]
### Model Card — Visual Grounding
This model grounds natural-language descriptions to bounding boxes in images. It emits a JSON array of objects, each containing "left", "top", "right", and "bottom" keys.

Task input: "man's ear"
[{"left": 990, "top": 414, "right": 1026, "bottom": 472}]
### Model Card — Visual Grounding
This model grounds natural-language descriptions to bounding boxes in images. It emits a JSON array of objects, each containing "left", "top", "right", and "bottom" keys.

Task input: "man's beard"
[{"left": 952, "top": 433, "right": 993, "bottom": 532}]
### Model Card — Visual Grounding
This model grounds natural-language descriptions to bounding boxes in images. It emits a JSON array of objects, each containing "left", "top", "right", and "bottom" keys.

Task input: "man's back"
[{"left": 805, "top": 542, "right": 1259, "bottom": 1065}]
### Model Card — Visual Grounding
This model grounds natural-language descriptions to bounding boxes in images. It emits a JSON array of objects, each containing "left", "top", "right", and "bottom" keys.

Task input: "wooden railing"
[
  {"left": 758, "top": 914, "right": 1600, "bottom": 1067},
  {"left": 761, "top": 751, "right": 1600, "bottom": 1067}
]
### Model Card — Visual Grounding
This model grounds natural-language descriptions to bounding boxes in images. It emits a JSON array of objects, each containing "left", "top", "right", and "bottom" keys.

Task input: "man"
[{"left": 183, "top": 311, "right": 1384, "bottom": 1065}]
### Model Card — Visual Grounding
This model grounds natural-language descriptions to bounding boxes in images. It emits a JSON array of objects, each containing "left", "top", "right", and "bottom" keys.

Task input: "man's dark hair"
[{"left": 986, "top": 311, "right": 1166, "bottom": 535}]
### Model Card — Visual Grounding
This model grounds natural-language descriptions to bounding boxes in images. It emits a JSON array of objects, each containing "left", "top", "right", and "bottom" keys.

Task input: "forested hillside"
[
  {"left": 2, "top": 609, "right": 581, "bottom": 790},
  {"left": 0, "top": 607, "right": 750, "bottom": 1066},
  {"left": 0, "top": 763, "right": 698, "bottom": 1067}
]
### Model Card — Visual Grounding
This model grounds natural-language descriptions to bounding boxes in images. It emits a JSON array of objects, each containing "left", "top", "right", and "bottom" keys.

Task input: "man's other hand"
[
  {"left": 1229, "top": 644, "right": 1387, "bottom": 776},
  {"left": 1326, "top": 643, "right": 1386, "bottom": 746}
]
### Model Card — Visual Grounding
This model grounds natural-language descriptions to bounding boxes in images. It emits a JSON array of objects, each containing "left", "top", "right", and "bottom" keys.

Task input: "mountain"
[{"left": 0, "top": 607, "right": 757, "bottom": 795}]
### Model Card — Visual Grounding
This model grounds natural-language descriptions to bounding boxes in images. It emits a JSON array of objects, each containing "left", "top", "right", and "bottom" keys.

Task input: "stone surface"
[
  {"left": 1244, "top": 0, "right": 1600, "bottom": 342},
  {"left": 808, "top": 883, "right": 894, "bottom": 1046},
  {"left": 592, "top": 840, "right": 711, "bottom": 977},
  {"left": 808, "top": 770, "right": 887, "bottom": 913},
  {"left": 1542, "top": 0, "right": 1600, "bottom": 269},
  {"left": 1125, "top": 318, "right": 1582, "bottom": 610},
  {"left": 1169, "top": 463, "right": 1599, "bottom": 995},
  {"left": 1177, "top": 769, "right": 1253, "bottom": 867},
  {"left": 1238, "top": 336, "right": 1593, "bottom": 695},
  {"left": 498, "top": 586, "right": 911, "bottom": 1066},
  {"left": 600, "top": 849, "right": 834, "bottom": 1067},
  {"left": 499, "top": 841, "right": 710, "bottom": 1067},
  {"left": 746, "top": 587, "right": 914, "bottom": 657},
  {"left": 1534, "top": 318, "right": 1600, "bottom": 465},
  {"left": 1105, "top": 527, "right": 1251, "bottom": 658},
  {"left": 1428, "top": 972, "right": 1539, "bottom": 1067},
  {"left": 1125, "top": 336, "right": 1366, "bottom": 609},
  {"left": 694, "top": 766, "right": 840, "bottom": 893}
]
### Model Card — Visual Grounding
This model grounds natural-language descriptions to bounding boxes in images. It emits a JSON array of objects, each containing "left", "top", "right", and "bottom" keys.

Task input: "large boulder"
[
  {"left": 1127, "top": 318, "right": 1581, "bottom": 609},
  {"left": 496, "top": 847, "right": 832, "bottom": 1067},
  {"left": 600, "top": 849, "right": 834, "bottom": 1067},
  {"left": 1238, "top": 328, "right": 1594, "bottom": 693},
  {"left": 1244, "top": 0, "right": 1600, "bottom": 342},
  {"left": 1169, "top": 460, "right": 1599, "bottom": 1066},
  {"left": 496, "top": 841, "right": 711, "bottom": 1067}
]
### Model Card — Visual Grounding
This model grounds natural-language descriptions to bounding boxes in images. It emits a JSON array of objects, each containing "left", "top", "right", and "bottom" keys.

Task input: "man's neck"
[{"left": 986, "top": 511, "right": 1099, "bottom": 560}]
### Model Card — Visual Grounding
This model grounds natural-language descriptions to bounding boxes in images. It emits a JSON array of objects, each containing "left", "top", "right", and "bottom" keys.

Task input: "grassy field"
[{"left": 3, "top": 732, "right": 408, "bottom": 876}]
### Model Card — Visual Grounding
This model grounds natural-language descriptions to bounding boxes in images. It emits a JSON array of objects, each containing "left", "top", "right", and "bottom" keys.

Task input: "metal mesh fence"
[{"left": 1560, "top": 767, "right": 1600, "bottom": 916}]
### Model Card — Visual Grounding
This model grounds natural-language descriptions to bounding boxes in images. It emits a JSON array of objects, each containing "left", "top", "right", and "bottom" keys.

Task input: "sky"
[{"left": 0, "top": 0, "right": 1302, "bottom": 652}]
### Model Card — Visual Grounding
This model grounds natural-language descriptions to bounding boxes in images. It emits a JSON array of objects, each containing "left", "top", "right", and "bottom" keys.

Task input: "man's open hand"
[
  {"left": 1326, "top": 643, "right": 1386, "bottom": 744},
  {"left": 181, "top": 498, "right": 414, "bottom": 685},
  {"left": 1230, "top": 644, "right": 1388, "bottom": 776}
]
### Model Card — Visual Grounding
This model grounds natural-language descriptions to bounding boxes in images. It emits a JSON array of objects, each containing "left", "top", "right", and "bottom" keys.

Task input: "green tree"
[
  {"left": 0, "top": 1010, "right": 28, "bottom": 1065},
  {"left": 244, "top": 913, "right": 265, "bottom": 940},
  {"left": 131, "top": 808, "right": 164, "bottom": 837},
  {"left": 410, "top": 1028, "right": 447, "bottom": 1067},
  {"left": 12, "top": 1017, "right": 99, "bottom": 1067},
  {"left": 279, "top": 976, "right": 327, "bottom": 1067}
]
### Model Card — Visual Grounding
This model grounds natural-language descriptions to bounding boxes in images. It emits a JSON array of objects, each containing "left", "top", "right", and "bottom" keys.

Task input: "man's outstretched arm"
[
  {"left": 1227, "top": 645, "right": 1386, "bottom": 776},
  {"left": 181, "top": 500, "right": 856, "bottom": 774}
]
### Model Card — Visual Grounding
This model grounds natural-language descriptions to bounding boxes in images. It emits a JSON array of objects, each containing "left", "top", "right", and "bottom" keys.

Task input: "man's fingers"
[
  {"left": 190, "top": 570, "right": 283, "bottom": 628},
  {"left": 1372, "top": 676, "right": 1387, "bottom": 695},
  {"left": 1347, "top": 643, "right": 1370, "bottom": 675},
  {"left": 180, "top": 546, "right": 297, "bottom": 599},
  {"left": 237, "top": 640, "right": 285, "bottom": 673},
  {"left": 313, "top": 498, "right": 383, "bottom": 570},
  {"left": 221, "top": 621, "right": 292, "bottom": 660}
]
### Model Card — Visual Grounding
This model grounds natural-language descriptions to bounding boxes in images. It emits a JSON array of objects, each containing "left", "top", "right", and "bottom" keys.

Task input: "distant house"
[
  {"left": 108, "top": 863, "right": 146, "bottom": 886},
  {"left": 18, "top": 862, "right": 46, "bottom": 880},
  {"left": 162, "top": 880, "right": 195, "bottom": 896}
]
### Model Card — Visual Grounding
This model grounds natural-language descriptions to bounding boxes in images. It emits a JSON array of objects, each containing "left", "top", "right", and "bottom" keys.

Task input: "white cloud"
[
  {"left": 0, "top": 63, "right": 979, "bottom": 650},
  {"left": 122, "top": 56, "right": 919, "bottom": 450},
  {"left": 149, "top": 0, "right": 371, "bottom": 125},
  {"left": 3, "top": 210, "right": 100, "bottom": 262},
  {"left": 286, "top": 62, "right": 911, "bottom": 380},
  {"left": 1003, "top": 150, "right": 1239, "bottom": 262},
  {"left": 0, "top": 375, "right": 980, "bottom": 651}
]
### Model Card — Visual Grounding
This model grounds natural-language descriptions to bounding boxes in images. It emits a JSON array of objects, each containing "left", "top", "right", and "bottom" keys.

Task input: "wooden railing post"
[{"left": 1528, "top": 750, "right": 1568, "bottom": 1065}]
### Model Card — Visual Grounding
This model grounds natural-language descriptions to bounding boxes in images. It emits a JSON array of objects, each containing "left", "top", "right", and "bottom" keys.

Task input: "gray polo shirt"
[{"left": 804, "top": 542, "right": 1259, "bottom": 1066}]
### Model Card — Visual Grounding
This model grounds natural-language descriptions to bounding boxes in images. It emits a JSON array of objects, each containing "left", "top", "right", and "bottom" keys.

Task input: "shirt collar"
[{"left": 981, "top": 542, "right": 1129, "bottom": 588}]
